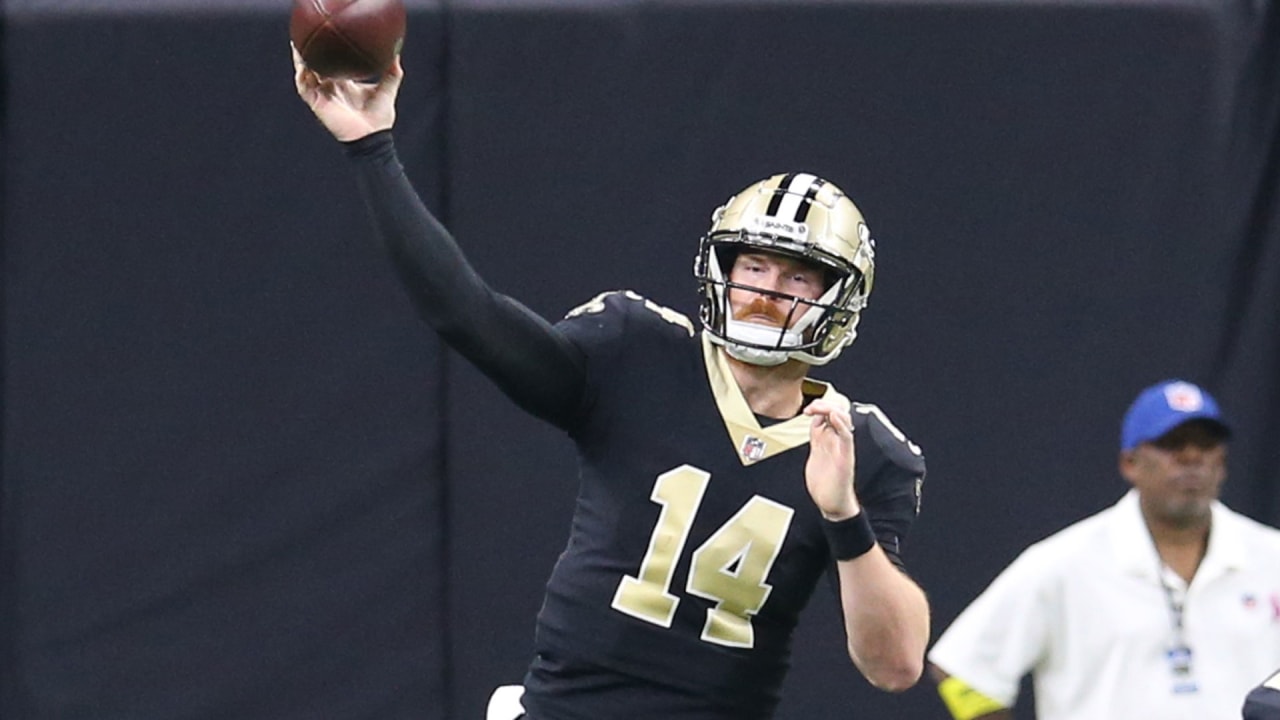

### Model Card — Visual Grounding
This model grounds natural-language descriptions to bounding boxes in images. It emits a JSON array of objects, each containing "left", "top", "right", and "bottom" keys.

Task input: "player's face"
[
  {"left": 1120, "top": 421, "right": 1227, "bottom": 528},
  {"left": 726, "top": 252, "right": 825, "bottom": 329}
]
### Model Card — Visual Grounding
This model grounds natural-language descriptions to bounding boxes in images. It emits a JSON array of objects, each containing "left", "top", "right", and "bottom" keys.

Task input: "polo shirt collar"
[{"left": 1107, "top": 489, "right": 1248, "bottom": 582}]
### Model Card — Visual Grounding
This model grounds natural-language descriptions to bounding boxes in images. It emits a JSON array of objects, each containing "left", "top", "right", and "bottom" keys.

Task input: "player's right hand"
[{"left": 292, "top": 44, "right": 402, "bottom": 142}]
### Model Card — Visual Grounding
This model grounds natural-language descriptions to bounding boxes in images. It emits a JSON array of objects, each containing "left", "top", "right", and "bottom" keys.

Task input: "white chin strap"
[{"left": 721, "top": 319, "right": 800, "bottom": 366}]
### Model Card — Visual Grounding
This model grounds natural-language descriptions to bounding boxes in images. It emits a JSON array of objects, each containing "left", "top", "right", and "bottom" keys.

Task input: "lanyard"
[
  {"left": 1156, "top": 563, "right": 1198, "bottom": 690},
  {"left": 1156, "top": 565, "right": 1188, "bottom": 651}
]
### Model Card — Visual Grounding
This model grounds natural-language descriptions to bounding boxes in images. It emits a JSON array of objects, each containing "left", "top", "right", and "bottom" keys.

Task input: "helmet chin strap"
[
  {"left": 721, "top": 319, "right": 800, "bottom": 367},
  {"left": 723, "top": 343, "right": 790, "bottom": 367}
]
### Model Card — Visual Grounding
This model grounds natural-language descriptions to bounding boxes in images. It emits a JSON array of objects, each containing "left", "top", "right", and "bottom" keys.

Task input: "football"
[{"left": 290, "top": 0, "right": 406, "bottom": 79}]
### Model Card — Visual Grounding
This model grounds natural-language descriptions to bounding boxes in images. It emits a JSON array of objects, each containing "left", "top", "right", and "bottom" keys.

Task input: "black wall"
[{"left": 2, "top": 1, "right": 1277, "bottom": 718}]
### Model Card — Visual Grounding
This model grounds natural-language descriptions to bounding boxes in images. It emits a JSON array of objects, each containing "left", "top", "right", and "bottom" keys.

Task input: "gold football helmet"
[{"left": 694, "top": 172, "right": 875, "bottom": 366}]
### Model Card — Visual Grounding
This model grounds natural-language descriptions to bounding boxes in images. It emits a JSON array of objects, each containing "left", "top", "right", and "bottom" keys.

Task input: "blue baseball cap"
[{"left": 1120, "top": 380, "right": 1231, "bottom": 451}]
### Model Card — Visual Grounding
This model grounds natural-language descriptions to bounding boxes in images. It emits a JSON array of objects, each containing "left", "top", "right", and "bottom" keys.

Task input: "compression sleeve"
[{"left": 344, "top": 131, "right": 587, "bottom": 429}]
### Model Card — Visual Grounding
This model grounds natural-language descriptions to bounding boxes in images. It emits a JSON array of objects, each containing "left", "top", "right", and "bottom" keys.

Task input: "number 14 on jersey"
[{"left": 611, "top": 465, "right": 794, "bottom": 649}]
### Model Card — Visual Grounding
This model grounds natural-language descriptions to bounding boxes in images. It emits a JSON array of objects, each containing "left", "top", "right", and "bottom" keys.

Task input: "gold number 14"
[{"left": 610, "top": 465, "right": 795, "bottom": 648}]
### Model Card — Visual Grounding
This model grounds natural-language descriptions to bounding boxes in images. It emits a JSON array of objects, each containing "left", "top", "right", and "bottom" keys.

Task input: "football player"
[{"left": 294, "top": 50, "right": 930, "bottom": 719}]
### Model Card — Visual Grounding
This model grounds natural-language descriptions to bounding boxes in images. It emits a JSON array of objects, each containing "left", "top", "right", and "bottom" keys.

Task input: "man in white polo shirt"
[{"left": 926, "top": 379, "right": 1280, "bottom": 720}]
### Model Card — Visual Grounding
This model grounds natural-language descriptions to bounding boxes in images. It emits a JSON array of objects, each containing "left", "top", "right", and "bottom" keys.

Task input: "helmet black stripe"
[
  {"left": 794, "top": 177, "right": 826, "bottom": 223},
  {"left": 765, "top": 173, "right": 795, "bottom": 216}
]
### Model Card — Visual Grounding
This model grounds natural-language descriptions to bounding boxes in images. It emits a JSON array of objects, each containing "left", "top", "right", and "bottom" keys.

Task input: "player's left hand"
[{"left": 803, "top": 400, "right": 860, "bottom": 520}]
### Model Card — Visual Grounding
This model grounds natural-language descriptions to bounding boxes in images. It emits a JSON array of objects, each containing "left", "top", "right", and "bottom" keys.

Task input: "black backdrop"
[{"left": 2, "top": 0, "right": 1277, "bottom": 718}]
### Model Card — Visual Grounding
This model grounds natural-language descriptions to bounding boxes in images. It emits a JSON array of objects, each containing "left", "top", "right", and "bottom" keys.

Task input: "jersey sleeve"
[
  {"left": 851, "top": 403, "right": 927, "bottom": 570},
  {"left": 344, "top": 132, "right": 587, "bottom": 429},
  {"left": 926, "top": 546, "right": 1056, "bottom": 707}
]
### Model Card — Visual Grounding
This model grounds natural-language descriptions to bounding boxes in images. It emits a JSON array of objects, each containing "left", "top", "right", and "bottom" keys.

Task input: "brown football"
[{"left": 290, "top": 0, "right": 406, "bottom": 79}]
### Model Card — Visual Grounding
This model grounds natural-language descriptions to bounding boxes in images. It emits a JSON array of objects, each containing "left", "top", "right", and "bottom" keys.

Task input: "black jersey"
[
  {"left": 522, "top": 291, "right": 925, "bottom": 720},
  {"left": 343, "top": 134, "right": 925, "bottom": 720}
]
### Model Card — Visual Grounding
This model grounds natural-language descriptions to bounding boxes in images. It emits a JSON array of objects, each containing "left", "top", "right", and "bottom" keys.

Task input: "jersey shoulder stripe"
[{"left": 559, "top": 290, "right": 695, "bottom": 352}]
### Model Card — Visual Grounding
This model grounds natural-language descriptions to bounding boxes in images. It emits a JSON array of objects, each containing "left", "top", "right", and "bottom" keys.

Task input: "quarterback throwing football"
[{"left": 294, "top": 49, "right": 930, "bottom": 720}]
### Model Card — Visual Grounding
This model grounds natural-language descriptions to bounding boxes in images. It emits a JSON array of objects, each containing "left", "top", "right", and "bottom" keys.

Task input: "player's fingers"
[
  {"left": 809, "top": 414, "right": 845, "bottom": 443},
  {"left": 291, "top": 45, "right": 311, "bottom": 84},
  {"left": 293, "top": 54, "right": 322, "bottom": 98},
  {"left": 804, "top": 402, "right": 851, "bottom": 430},
  {"left": 377, "top": 57, "right": 405, "bottom": 97},
  {"left": 817, "top": 417, "right": 854, "bottom": 451},
  {"left": 828, "top": 408, "right": 853, "bottom": 434},
  {"left": 295, "top": 69, "right": 314, "bottom": 98},
  {"left": 803, "top": 398, "right": 843, "bottom": 416},
  {"left": 806, "top": 407, "right": 832, "bottom": 432}
]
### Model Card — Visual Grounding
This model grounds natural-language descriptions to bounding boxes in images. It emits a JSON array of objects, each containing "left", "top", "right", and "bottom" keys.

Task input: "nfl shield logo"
[
  {"left": 741, "top": 436, "right": 767, "bottom": 462},
  {"left": 1164, "top": 382, "right": 1204, "bottom": 412}
]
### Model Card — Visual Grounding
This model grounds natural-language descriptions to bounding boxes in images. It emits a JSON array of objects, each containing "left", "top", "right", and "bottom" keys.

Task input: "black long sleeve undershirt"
[{"left": 344, "top": 131, "right": 587, "bottom": 430}]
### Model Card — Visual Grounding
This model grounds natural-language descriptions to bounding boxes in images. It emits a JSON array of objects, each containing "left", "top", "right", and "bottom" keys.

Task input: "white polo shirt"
[{"left": 928, "top": 490, "right": 1280, "bottom": 720}]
